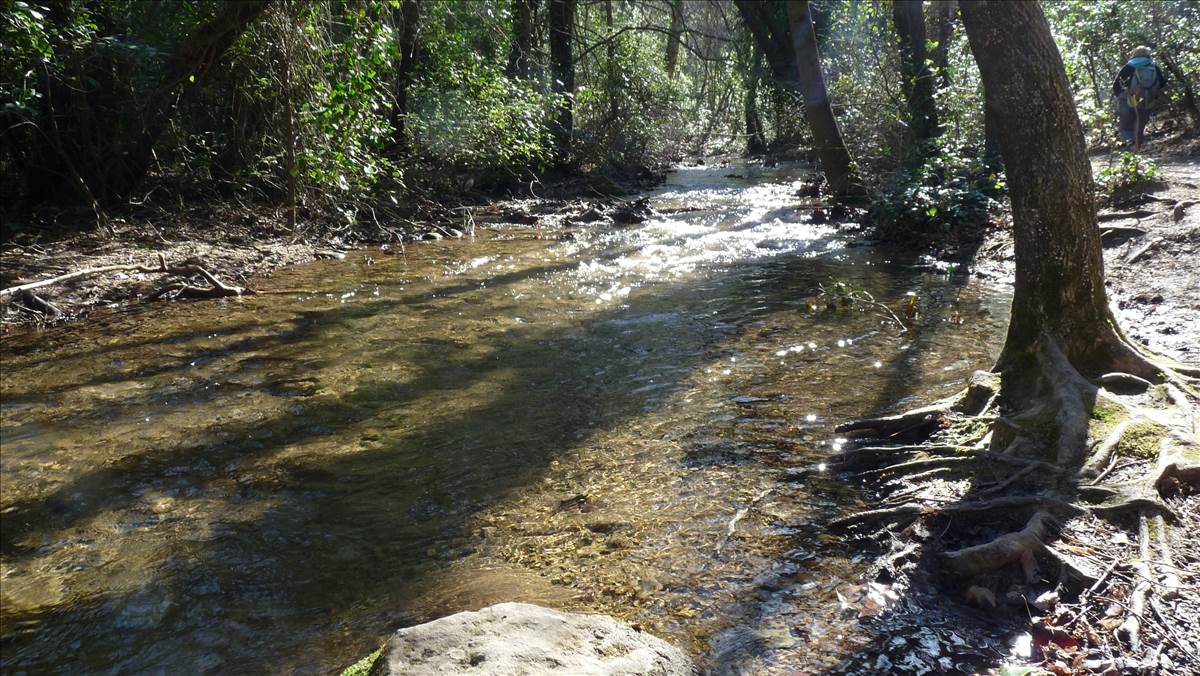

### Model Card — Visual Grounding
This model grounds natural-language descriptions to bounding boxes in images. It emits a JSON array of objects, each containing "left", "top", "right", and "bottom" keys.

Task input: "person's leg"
[{"left": 1116, "top": 96, "right": 1135, "bottom": 145}]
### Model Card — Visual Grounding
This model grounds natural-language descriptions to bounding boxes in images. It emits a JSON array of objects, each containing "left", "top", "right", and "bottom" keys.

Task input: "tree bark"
[
  {"left": 388, "top": 0, "right": 422, "bottom": 155},
  {"left": 665, "top": 0, "right": 683, "bottom": 79},
  {"left": 549, "top": 0, "right": 576, "bottom": 162},
  {"left": 959, "top": 0, "right": 1124, "bottom": 376},
  {"left": 280, "top": 1, "right": 298, "bottom": 229},
  {"left": 506, "top": 0, "right": 537, "bottom": 79},
  {"left": 105, "top": 0, "right": 272, "bottom": 203},
  {"left": 892, "top": 0, "right": 940, "bottom": 147},
  {"left": 930, "top": 0, "right": 956, "bottom": 89},
  {"left": 735, "top": 0, "right": 862, "bottom": 200},
  {"left": 745, "top": 48, "right": 768, "bottom": 156}
]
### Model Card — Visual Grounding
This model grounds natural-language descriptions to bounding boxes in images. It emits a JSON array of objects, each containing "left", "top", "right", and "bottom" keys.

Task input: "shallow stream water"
[{"left": 1, "top": 163, "right": 1012, "bottom": 673}]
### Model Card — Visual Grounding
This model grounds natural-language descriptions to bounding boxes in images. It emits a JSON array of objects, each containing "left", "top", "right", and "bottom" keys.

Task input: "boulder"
[
  {"left": 369, "top": 602, "right": 694, "bottom": 676},
  {"left": 611, "top": 198, "right": 654, "bottom": 225}
]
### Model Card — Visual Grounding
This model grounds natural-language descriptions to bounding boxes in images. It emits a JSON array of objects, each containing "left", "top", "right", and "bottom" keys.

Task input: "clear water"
[{"left": 1, "top": 163, "right": 1010, "bottom": 673}]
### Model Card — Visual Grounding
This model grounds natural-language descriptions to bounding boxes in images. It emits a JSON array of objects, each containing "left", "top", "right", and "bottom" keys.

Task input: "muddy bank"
[{"left": 0, "top": 180, "right": 660, "bottom": 332}]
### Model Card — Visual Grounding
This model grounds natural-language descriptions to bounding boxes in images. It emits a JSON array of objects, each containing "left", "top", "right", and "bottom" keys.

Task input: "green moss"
[
  {"left": 341, "top": 650, "right": 381, "bottom": 676},
  {"left": 942, "top": 416, "right": 991, "bottom": 447},
  {"left": 1088, "top": 398, "right": 1129, "bottom": 442},
  {"left": 1009, "top": 406, "right": 1060, "bottom": 450},
  {"left": 1118, "top": 420, "right": 1169, "bottom": 459}
]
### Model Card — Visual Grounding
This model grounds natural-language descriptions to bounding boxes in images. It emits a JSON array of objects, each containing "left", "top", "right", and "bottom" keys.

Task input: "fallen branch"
[
  {"left": 16, "top": 290, "right": 62, "bottom": 317},
  {"left": 1125, "top": 237, "right": 1162, "bottom": 264},
  {"left": 0, "top": 253, "right": 245, "bottom": 300}
]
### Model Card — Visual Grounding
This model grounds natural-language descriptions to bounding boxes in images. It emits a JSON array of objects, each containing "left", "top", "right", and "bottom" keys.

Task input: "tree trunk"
[
  {"left": 280, "top": 1, "right": 298, "bottom": 230},
  {"left": 930, "top": 0, "right": 956, "bottom": 89},
  {"left": 892, "top": 0, "right": 940, "bottom": 147},
  {"left": 959, "top": 0, "right": 1133, "bottom": 377},
  {"left": 388, "top": 0, "right": 422, "bottom": 155},
  {"left": 549, "top": 0, "right": 576, "bottom": 162},
  {"left": 506, "top": 0, "right": 536, "bottom": 79},
  {"left": 735, "top": 0, "right": 862, "bottom": 200},
  {"left": 605, "top": 0, "right": 619, "bottom": 124},
  {"left": 105, "top": 0, "right": 272, "bottom": 203},
  {"left": 745, "top": 49, "right": 768, "bottom": 156},
  {"left": 785, "top": 1, "right": 861, "bottom": 198},
  {"left": 665, "top": 0, "right": 683, "bottom": 79}
]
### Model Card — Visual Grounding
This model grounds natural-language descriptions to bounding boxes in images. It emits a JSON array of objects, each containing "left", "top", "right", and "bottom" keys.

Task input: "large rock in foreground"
[{"left": 370, "top": 602, "right": 694, "bottom": 675}]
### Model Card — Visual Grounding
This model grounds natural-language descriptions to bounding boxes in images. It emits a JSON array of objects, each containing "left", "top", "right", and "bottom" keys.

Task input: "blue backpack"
[{"left": 1127, "top": 57, "right": 1161, "bottom": 108}]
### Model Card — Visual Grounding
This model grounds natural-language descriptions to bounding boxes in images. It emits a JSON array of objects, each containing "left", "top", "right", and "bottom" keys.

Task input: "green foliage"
[
  {"left": 1045, "top": 0, "right": 1200, "bottom": 145},
  {"left": 870, "top": 141, "right": 1000, "bottom": 237},
  {"left": 411, "top": 0, "right": 555, "bottom": 173},
  {"left": 298, "top": 3, "right": 401, "bottom": 201},
  {"left": 809, "top": 280, "right": 913, "bottom": 331},
  {"left": 1096, "top": 151, "right": 1159, "bottom": 195},
  {"left": 340, "top": 650, "right": 381, "bottom": 676},
  {"left": 0, "top": 1, "right": 55, "bottom": 114}
]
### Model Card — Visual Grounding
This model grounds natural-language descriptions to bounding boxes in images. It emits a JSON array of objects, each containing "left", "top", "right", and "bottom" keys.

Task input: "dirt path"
[
  {"left": 973, "top": 146, "right": 1200, "bottom": 367},
  {"left": 1095, "top": 151, "right": 1200, "bottom": 366}
]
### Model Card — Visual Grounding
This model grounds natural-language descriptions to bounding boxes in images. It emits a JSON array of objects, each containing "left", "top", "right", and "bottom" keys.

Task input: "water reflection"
[{"left": 1, "top": 162, "right": 1009, "bottom": 673}]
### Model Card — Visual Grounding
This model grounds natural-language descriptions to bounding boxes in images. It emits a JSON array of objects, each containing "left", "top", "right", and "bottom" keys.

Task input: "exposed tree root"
[
  {"left": 831, "top": 495, "right": 1082, "bottom": 532},
  {"left": 854, "top": 455, "right": 973, "bottom": 478},
  {"left": 1080, "top": 420, "right": 1134, "bottom": 478},
  {"left": 828, "top": 330, "right": 1199, "bottom": 669},
  {"left": 1116, "top": 516, "right": 1151, "bottom": 650},
  {"left": 1096, "top": 372, "right": 1151, "bottom": 394},
  {"left": 942, "top": 510, "right": 1053, "bottom": 576}
]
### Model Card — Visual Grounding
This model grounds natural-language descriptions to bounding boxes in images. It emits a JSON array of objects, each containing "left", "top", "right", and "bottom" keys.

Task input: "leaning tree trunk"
[
  {"left": 388, "top": 0, "right": 422, "bottom": 156},
  {"left": 959, "top": 0, "right": 1149, "bottom": 380},
  {"left": 892, "top": 0, "right": 940, "bottom": 148},
  {"left": 832, "top": 1, "right": 1198, "bottom": 635},
  {"left": 785, "top": 0, "right": 861, "bottom": 199},
  {"left": 735, "top": 0, "right": 862, "bottom": 200},
  {"left": 105, "top": 0, "right": 271, "bottom": 203},
  {"left": 506, "top": 0, "right": 536, "bottom": 79},
  {"left": 548, "top": 0, "right": 576, "bottom": 163}
]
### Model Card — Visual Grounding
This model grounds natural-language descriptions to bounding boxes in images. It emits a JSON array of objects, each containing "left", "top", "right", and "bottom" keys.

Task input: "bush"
[{"left": 869, "top": 142, "right": 1001, "bottom": 240}]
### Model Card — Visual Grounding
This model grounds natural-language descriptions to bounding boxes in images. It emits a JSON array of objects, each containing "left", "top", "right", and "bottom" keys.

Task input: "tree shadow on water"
[{"left": 2, "top": 249, "right": 840, "bottom": 673}]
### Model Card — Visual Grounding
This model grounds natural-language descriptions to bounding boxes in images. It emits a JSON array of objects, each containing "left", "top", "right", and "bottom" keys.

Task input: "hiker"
[{"left": 1112, "top": 46, "right": 1167, "bottom": 149}]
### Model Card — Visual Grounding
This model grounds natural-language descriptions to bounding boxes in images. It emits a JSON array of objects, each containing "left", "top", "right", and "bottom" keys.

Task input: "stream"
[{"left": 1, "top": 163, "right": 1012, "bottom": 674}]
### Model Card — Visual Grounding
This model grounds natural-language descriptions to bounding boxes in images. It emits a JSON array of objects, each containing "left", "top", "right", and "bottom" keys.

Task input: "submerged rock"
[{"left": 369, "top": 602, "right": 694, "bottom": 675}]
